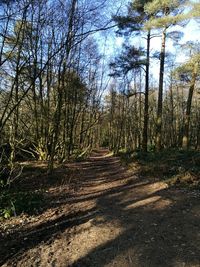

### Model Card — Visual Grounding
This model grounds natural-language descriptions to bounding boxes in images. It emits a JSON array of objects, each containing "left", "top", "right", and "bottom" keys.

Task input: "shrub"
[{"left": 0, "top": 190, "right": 44, "bottom": 219}]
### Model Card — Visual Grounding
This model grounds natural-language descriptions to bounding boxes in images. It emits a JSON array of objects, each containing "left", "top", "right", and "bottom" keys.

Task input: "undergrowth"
[
  {"left": 118, "top": 149, "right": 200, "bottom": 188},
  {"left": 0, "top": 190, "right": 44, "bottom": 219}
]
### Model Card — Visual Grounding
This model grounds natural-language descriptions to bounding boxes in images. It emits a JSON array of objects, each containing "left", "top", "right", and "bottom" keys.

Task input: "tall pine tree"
[
  {"left": 145, "top": 0, "right": 187, "bottom": 151},
  {"left": 113, "top": 0, "right": 153, "bottom": 152}
]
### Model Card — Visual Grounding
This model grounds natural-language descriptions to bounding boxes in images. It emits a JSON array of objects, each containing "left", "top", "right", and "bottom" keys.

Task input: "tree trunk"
[
  {"left": 142, "top": 31, "right": 150, "bottom": 152},
  {"left": 182, "top": 63, "right": 198, "bottom": 150},
  {"left": 155, "top": 27, "right": 167, "bottom": 151}
]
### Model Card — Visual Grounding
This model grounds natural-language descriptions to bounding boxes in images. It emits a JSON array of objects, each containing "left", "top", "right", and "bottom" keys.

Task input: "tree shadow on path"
[
  {"left": 70, "top": 153, "right": 200, "bottom": 267},
  {"left": 1, "top": 149, "right": 200, "bottom": 267}
]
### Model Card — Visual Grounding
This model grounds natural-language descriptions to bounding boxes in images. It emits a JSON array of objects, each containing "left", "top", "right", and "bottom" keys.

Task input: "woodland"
[{"left": 0, "top": 0, "right": 200, "bottom": 266}]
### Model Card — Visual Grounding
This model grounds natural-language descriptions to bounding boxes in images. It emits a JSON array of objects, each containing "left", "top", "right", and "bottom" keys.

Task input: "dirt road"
[{"left": 1, "top": 149, "right": 200, "bottom": 267}]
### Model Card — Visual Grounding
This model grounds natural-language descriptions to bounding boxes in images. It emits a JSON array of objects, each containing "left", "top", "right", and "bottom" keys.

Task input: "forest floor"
[{"left": 0, "top": 149, "right": 200, "bottom": 267}]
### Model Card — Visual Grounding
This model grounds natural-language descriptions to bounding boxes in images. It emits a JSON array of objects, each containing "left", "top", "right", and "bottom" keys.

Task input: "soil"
[{"left": 0, "top": 149, "right": 200, "bottom": 267}]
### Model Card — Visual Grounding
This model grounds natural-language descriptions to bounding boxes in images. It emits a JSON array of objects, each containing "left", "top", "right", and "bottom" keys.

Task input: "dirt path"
[{"left": 1, "top": 149, "right": 200, "bottom": 267}]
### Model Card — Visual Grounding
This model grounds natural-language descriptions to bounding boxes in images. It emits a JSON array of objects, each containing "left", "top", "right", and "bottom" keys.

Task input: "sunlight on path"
[{"left": 2, "top": 150, "right": 200, "bottom": 267}]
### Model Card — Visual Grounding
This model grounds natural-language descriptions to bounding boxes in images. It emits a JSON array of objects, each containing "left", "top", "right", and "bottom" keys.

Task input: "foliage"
[
  {"left": 0, "top": 190, "right": 44, "bottom": 219},
  {"left": 144, "top": 0, "right": 187, "bottom": 29},
  {"left": 173, "top": 42, "right": 200, "bottom": 82},
  {"left": 110, "top": 44, "right": 146, "bottom": 77}
]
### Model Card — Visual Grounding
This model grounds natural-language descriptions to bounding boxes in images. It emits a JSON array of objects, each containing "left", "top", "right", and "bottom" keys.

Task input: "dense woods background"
[
  {"left": 0, "top": 0, "right": 200, "bottom": 210},
  {"left": 0, "top": 0, "right": 112, "bottom": 173}
]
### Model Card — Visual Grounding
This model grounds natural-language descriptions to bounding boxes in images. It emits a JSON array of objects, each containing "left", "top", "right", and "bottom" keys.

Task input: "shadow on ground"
[{"left": 0, "top": 149, "right": 200, "bottom": 267}]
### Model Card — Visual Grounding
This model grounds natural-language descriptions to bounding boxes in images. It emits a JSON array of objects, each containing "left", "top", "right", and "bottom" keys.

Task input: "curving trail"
[{"left": 1, "top": 149, "right": 200, "bottom": 267}]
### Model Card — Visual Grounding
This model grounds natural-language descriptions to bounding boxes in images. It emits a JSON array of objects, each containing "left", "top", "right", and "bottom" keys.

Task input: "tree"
[
  {"left": 145, "top": 0, "right": 187, "bottom": 151},
  {"left": 113, "top": 0, "right": 154, "bottom": 152},
  {"left": 174, "top": 42, "right": 200, "bottom": 149}
]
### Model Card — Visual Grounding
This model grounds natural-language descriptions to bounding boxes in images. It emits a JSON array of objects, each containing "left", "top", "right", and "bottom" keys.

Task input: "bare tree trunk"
[
  {"left": 142, "top": 30, "right": 150, "bottom": 152},
  {"left": 182, "top": 63, "right": 198, "bottom": 150},
  {"left": 156, "top": 27, "right": 167, "bottom": 151}
]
